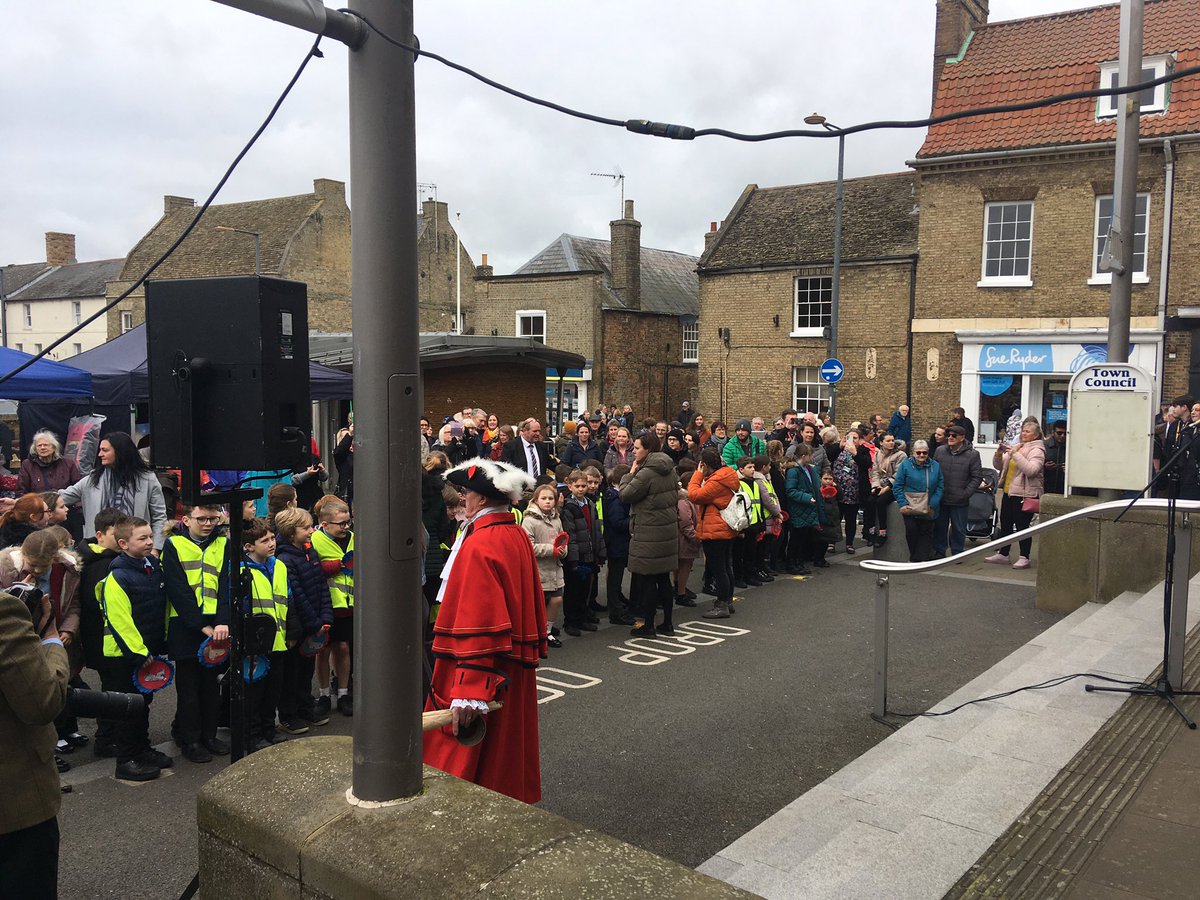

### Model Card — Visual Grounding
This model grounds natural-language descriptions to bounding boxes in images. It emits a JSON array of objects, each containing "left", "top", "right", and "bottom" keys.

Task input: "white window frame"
[
  {"left": 22, "top": 303, "right": 32, "bottom": 328},
  {"left": 792, "top": 366, "right": 830, "bottom": 416},
  {"left": 72, "top": 343, "right": 82, "bottom": 356},
  {"left": 515, "top": 309, "right": 546, "bottom": 344},
  {"left": 13, "top": 343, "right": 22, "bottom": 352},
  {"left": 1090, "top": 192, "right": 1151, "bottom": 285},
  {"left": 120, "top": 311, "right": 134, "bottom": 334},
  {"left": 1097, "top": 55, "right": 1172, "bottom": 118},
  {"left": 791, "top": 275, "right": 832, "bottom": 338},
  {"left": 682, "top": 321, "right": 699, "bottom": 363},
  {"left": 978, "top": 201, "right": 1034, "bottom": 287},
  {"left": 72, "top": 300, "right": 82, "bottom": 325},
  {"left": 34, "top": 343, "right": 42, "bottom": 354}
]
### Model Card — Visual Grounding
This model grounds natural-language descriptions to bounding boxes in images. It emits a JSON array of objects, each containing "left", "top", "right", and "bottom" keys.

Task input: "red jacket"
[{"left": 688, "top": 465, "right": 741, "bottom": 541}]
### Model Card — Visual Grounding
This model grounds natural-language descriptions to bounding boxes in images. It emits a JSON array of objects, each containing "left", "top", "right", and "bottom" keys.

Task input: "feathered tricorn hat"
[{"left": 445, "top": 458, "right": 534, "bottom": 505}]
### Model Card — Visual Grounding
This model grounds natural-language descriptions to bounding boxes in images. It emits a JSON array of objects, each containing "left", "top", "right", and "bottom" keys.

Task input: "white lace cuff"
[{"left": 450, "top": 699, "right": 491, "bottom": 714}]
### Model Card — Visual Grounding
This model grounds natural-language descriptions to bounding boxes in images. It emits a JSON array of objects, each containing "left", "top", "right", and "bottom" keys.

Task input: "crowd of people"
[{"left": 0, "top": 399, "right": 1057, "bottom": 789}]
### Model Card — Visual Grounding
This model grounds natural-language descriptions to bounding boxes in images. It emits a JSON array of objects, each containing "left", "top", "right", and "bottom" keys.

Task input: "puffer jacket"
[
  {"left": 561, "top": 438, "right": 605, "bottom": 468},
  {"left": 619, "top": 452, "right": 680, "bottom": 575},
  {"left": 275, "top": 540, "right": 334, "bottom": 641},
  {"left": 893, "top": 457, "right": 945, "bottom": 517},
  {"left": 785, "top": 464, "right": 826, "bottom": 529},
  {"left": 521, "top": 506, "right": 566, "bottom": 592},
  {"left": 934, "top": 441, "right": 983, "bottom": 507},
  {"left": 561, "top": 497, "right": 604, "bottom": 566},
  {"left": 688, "top": 463, "right": 741, "bottom": 541},
  {"left": 995, "top": 439, "right": 1046, "bottom": 499}
]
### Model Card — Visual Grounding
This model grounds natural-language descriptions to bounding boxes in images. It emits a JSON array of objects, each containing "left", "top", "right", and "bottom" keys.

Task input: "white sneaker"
[
  {"left": 984, "top": 553, "right": 1008, "bottom": 564},
  {"left": 1011, "top": 556, "right": 1031, "bottom": 569}
]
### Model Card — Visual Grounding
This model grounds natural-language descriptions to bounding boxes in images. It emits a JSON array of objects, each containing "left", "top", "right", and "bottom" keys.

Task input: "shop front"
[{"left": 957, "top": 333, "right": 1161, "bottom": 447}]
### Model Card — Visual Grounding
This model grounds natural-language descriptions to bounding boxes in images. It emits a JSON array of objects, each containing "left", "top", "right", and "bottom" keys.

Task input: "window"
[
  {"left": 72, "top": 343, "right": 82, "bottom": 356},
  {"left": 682, "top": 321, "right": 699, "bottom": 363},
  {"left": 22, "top": 303, "right": 31, "bottom": 328},
  {"left": 792, "top": 276, "right": 832, "bottom": 337},
  {"left": 34, "top": 343, "right": 42, "bottom": 353},
  {"left": 1097, "top": 56, "right": 1172, "bottom": 118},
  {"left": 979, "top": 201, "right": 1033, "bottom": 286},
  {"left": 121, "top": 311, "right": 133, "bottom": 334},
  {"left": 792, "top": 366, "right": 831, "bottom": 416},
  {"left": 515, "top": 310, "right": 545, "bottom": 344},
  {"left": 72, "top": 301, "right": 81, "bottom": 325},
  {"left": 1091, "top": 193, "right": 1150, "bottom": 284},
  {"left": 14, "top": 343, "right": 22, "bottom": 352}
]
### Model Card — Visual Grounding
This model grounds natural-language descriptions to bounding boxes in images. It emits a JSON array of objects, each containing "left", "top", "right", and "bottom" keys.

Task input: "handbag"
[
  {"left": 719, "top": 484, "right": 752, "bottom": 532},
  {"left": 1021, "top": 496, "right": 1041, "bottom": 514},
  {"left": 902, "top": 467, "right": 932, "bottom": 517}
]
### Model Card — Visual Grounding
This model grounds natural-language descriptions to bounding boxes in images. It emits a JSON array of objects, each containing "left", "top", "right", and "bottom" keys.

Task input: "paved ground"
[{"left": 54, "top": 550, "right": 1055, "bottom": 898}]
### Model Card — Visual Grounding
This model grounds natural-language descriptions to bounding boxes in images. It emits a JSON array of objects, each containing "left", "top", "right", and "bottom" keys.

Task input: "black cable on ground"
[
  {"left": 886, "top": 671, "right": 1145, "bottom": 720},
  {"left": 0, "top": 34, "right": 326, "bottom": 388}
]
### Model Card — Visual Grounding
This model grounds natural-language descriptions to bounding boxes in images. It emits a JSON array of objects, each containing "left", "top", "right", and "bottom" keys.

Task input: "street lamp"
[
  {"left": 214, "top": 225, "right": 262, "bottom": 275},
  {"left": 804, "top": 112, "right": 844, "bottom": 423}
]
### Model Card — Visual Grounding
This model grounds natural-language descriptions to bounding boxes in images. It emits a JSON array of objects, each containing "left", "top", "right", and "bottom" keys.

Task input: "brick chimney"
[
  {"left": 704, "top": 221, "right": 719, "bottom": 252},
  {"left": 610, "top": 199, "right": 641, "bottom": 310},
  {"left": 421, "top": 199, "right": 449, "bottom": 225},
  {"left": 164, "top": 195, "right": 195, "bottom": 214},
  {"left": 932, "top": 0, "right": 988, "bottom": 108},
  {"left": 475, "top": 252, "right": 494, "bottom": 279},
  {"left": 45, "top": 232, "right": 76, "bottom": 266}
]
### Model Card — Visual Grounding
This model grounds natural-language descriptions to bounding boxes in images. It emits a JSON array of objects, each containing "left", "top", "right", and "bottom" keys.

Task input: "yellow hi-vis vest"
[
  {"left": 166, "top": 534, "right": 227, "bottom": 621},
  {"left": 311, "top": 528, "right": 354, "bottom": 611},
  {"left": 763, "top": 479, "right": 780, "bottom": 517},
  {"left": 595, "top": 495, "right": 605, "bottom": 534},
  {"left": 243, "top": 559, "right": 289, "bottom": 653},
  {"left": 739, "top": 478, "right": 763, "bottom": 526}
]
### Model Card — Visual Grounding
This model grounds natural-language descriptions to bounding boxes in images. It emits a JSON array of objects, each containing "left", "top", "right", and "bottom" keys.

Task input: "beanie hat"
[{"left": 736, "top": 419, "right": 752, "bottom": 432}]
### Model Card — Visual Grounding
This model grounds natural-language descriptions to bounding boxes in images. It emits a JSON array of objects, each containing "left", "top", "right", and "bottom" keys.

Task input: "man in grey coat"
[{"left": 933, "top": 425, "right": 982, "bottom": 557}]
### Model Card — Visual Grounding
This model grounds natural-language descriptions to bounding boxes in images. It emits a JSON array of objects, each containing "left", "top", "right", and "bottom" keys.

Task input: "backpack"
[{"left": 719, "top": 485, "right": 752, "bottom": 532}]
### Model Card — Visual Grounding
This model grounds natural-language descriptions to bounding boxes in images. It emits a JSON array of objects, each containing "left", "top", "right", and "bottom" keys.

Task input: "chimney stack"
[
  {"left": 932, "top": 0, "right": 988, "bottom": 108},
  {"left": 164, "top": 195, "right": 195, "bottom": 214},
  {"left": 704, "top": 221, "right": 719, "bottom": 252},
  {"left": 313, "top": 178, "right": 346, "bottom": 203},
  {"left": 45, "top": 232, "right": 76, "bottom": 266},
  {"left": 610, "top": 199, "right": 641, "bottom": 310},
  {"left": 475, "top": 252, "right": 493, "bottom": 278}
]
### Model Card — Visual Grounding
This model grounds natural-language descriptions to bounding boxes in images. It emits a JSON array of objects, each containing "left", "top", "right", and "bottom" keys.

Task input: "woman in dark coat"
[
  {"left": 618, "top": 433, "right": 680, "bottom": 637},
  {"left": 421, "top": 452, "right": 455, "bottom": 603},
  {"left": 560, "top": 423, "right": 606, "bottom": 468},
  {"left": 19, "top": 430, "right": 83, "bottom": 539}
]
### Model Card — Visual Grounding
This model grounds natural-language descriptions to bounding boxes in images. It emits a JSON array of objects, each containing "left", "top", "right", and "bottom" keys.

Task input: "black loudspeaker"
[{"left": 146, "top": 276, "right": 311, "bottom": 471}]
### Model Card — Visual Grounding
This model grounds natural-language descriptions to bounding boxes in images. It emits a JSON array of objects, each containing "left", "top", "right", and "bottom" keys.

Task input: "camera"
[
  {"left": 8, "top": 582, "right": 44, "bottom": 624},
  {"left": 64, "top": 687, "right": 146, "bottom": 722}
]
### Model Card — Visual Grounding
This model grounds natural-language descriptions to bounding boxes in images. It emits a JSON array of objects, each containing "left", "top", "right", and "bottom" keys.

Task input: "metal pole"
[
  {"left": 0, "top": 267, "right": 7, "bottom": 348},
  {"left": 349, "top": 0, "right": 424, "bottom": 801},
  {"left": 1106, "top": 0, "right": 1143, "bottom": 366},
  {"left": 829, "top": 131, "right": 844, "bottom": 422},
  {"left": 873, "top": 575, "right": 889, "bottom": 719},
  {"left": 455, "top": 213, "right": 462, "bottom": 333},
  {"left": 1168, "top": 512, "right": 1190, "bottom": 687}
]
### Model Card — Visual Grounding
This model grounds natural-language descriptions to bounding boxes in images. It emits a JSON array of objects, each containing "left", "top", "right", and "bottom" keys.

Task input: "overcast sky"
[{"left": 3, "top": 0, "right": 1104, "bottom": 276}]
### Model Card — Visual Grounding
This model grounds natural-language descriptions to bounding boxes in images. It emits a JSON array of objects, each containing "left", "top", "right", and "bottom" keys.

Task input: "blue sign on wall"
[
  {"left": 980, "top": 375, "right": 1015, "bottom": 396},
  {"left": 979, "top": 344, "right": 1054, "bottom": 373}
]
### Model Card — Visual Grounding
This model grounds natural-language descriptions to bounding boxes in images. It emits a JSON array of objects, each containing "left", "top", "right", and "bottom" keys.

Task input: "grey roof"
[
  {"left": 700, "top": 172, "right": 919, "bottom": 271},
  {"left": 514, "top": 234, "right": 699, "bottom": 317},
  {"left": 309, "top": 331, "right": 585, "bottom": 372},
  {"left": 0, "top": 262, "right": 55, "bottom": 297},
  {"left": 8, "top": 258, "right": 124, "bottom": 301}
]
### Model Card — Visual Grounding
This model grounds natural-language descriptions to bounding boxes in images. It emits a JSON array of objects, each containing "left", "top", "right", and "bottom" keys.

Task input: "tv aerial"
[{"left": 590, "top": 167, "right": 625, "bottom": 215}]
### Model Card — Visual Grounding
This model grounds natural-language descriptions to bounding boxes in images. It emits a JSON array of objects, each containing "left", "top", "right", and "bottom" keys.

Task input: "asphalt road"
[{"left": 54, "top": 555, "right": 1058, "bottom": 898}]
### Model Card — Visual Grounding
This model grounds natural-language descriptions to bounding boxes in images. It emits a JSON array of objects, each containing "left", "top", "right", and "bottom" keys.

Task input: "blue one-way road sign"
[{"left": 820, "top": 358, "right": 844, "bottom": 384}]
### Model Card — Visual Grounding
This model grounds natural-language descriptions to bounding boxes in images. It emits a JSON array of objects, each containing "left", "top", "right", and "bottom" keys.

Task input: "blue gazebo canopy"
[{"left": 0, "top": 346, "right": 93, "bottom": 400}]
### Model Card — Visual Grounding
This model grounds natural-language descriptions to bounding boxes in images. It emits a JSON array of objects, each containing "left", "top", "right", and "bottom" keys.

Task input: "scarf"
[
  {"left": 435, "top": 504, "right": 508, "bottom": 606},
  {"left": 100, "top": 468, "right": 135, "bottom": 515}
]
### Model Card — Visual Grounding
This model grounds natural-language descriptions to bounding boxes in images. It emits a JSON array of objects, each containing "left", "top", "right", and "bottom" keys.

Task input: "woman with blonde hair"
[{"left": 986, "top": 417, "right": 1045, "bottom": 570}]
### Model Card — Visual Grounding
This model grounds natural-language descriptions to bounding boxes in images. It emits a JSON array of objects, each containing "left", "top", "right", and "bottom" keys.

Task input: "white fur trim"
[{"left": 445, "top": 458, "right": 534, "bottom": 503}]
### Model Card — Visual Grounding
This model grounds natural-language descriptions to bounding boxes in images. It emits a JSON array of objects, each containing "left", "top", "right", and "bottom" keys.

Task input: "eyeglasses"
[
  {"left": 326, "top": 518, "right": 352, "bottom": 527},
  {"left": 914, "top": 451, "right": 929, "bottom": 456},
  {"left": 191, "top": 516, "right": 221, "bottom": 524}
]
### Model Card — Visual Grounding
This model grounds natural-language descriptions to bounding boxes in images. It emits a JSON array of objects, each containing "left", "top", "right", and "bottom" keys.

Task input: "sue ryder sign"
[{"left": 1065, "top": 362, "right": 1154, "bottom": 493}]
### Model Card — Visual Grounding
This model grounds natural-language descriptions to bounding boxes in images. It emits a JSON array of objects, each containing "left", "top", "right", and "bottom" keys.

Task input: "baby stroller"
[{"left": 966, "top": 468, "right": 999, "bottom": 542}]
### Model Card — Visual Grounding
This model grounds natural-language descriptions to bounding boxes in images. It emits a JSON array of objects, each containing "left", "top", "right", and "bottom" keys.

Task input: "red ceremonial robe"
[{"left": 423, "top": 510, "right": 548, "bottom": 803}]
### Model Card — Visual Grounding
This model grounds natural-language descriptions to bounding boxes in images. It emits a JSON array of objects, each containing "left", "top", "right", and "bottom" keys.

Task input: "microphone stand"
[{"left": 1087, "top": 424, "right": 1200, "bottom": 728}]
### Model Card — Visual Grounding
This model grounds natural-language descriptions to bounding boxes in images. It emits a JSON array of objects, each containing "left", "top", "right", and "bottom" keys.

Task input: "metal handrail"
[{"left": 857, "top": 497, "right": 1200, "bottom": 724}]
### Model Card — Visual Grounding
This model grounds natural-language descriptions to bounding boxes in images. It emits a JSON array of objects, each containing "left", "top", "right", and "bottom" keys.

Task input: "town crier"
[{"left": 423, "top": 458, "right": 548, "bottom": 803}]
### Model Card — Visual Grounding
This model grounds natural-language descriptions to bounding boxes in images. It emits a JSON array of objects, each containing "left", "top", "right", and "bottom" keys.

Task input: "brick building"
[
  {"left": 911, "top": 0, "right": 1200, "bottom": 445},
  {"left": 472, "top": 200, "right": 699, "bottom": 431},
  {"left": 0, "top": 232, "right": 121, "bottom": 357},
  {"left": 107, "top": 179, "right": 353, "bottom": 337},
  {"left": 696, "top": 174, "right": 919, "bottom": 428},
  {"left": 414, "top": 199, "right": 479, "bottom": 333}
]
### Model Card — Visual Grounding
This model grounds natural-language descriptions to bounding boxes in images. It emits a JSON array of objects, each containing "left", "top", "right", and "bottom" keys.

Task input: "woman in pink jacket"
[{"left": 986, "top": 417, "right": 1045, "bottom": 570}]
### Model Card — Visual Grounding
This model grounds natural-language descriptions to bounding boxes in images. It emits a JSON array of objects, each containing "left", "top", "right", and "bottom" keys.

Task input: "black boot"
[{"left": 656, "top": 598, "right": 675, "bottom": 636}]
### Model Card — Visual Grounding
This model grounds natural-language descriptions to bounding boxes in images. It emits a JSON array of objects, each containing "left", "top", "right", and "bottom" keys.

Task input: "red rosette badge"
[
  {"left": 133, "top": 656, "right": 176, "bottom": 694},
  {"left": 552, "top": 531, "right": 570, "bottom": 555},
  {"left": 300, "top": 629, "right": 330, "bottom": 658},
  {"left": 197, "top": 636, "right": 230, "bottom": 668}
]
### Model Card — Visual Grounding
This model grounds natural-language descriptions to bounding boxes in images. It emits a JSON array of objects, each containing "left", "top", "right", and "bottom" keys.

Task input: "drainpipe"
[
  {"left": 906, "top": 254, "right": 918, "bottom": 406},
  {"left": 1157, "top": 138, "right": 1175, "bottom": 399}
]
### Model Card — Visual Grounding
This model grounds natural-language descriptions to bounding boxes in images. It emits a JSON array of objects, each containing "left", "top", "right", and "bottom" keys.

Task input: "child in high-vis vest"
[
  {"left": 733, "top": 456, "right": 766, "bottom": 588},
  {"left": 98, "top": 516, "right": 170, "bottom": 782},
  {"left": 240, "top": 518, "right": 289, "bottom": 752},
  {"left": 311, "top": 496, "right": 354, "bottom": 718},
  {"left": 162, "top": 503, "right": 230, "bottom": 764},
  {"left": 754, "top": 455, "right": 783, "bottom": 581},
  {"left": 77, "top": 508, "right": 125, "bottom": 758}
]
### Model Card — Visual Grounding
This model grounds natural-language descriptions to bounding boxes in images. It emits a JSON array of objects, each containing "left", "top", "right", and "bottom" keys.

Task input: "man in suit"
[
  {"left": 0, "top": 588, "right": 70, "bottom": 899},
  {"left": 502, "top": 419, "right": 553, "bottom": 478}
]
